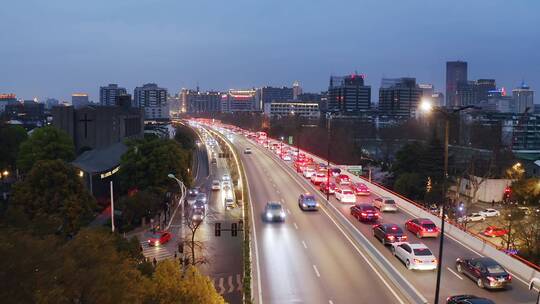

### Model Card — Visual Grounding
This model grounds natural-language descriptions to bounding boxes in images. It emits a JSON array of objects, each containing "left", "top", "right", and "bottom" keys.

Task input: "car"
[
  {"left": 302, "top": 167, "right": 316, "bottom": 178},
  {"left": 310, "top": 172, "right": 328, "bottom": 185},
  {"left": 350, "top": 204, "right": 379, "bottom": 222},
  {"left": 298, "top": 193, "right": 319, "bottom": 211},
  {"left": 186, "top": 192, "right": 198, "bottom": 205},
  {"left": 459, "top": 213, "right": 486, "bottom": 223},
  {"left": 351, "top": 182, "right": 371, "bottom": 196},
  {"left": 373, "top": 223, "right": 408, "bottom": 245},
  {"left": 455, "top": 257, "right": 512, "bottom": 289},
  {"left": 330, "top": 167, "right": 341, "bottom": 177},
  {"left": 195, "top": 192, "right": 207, "bottom": 204},
  {"left": 373, "top": 197, "right": 398, "bottom": 212},
  {"left": 264, "top": 201, "right": 286, "bottom": 222},
  {"left": 222, "top": 174, "right": 231, "bottom": 181},
  {"left": 244, "top": 147, "right": 252, "bottom": 154},
  {"left": 391, "top": 242, "right": 437, "bottom": 270},
  {"left": 147, "top": 231, "right": 172, "bottom": 247},
  {"left": 224, "top": 196, "right": 235, "bottom": 209},
  {"left": 335, "top": 174, "right": 351, "bottom": 185},
  {"left": 211, "top": 180, "right": 221, "bottom": 190},
  {"left": 483, "top": 226, "right": 508, "bottom": 237},
  {"left": 319, "top": 182, "right": 336, "bottom": 195},
  {"left": 211, "top": 158, "right": 217, "bottom": 165},
  {"left": 446, "top": 295, "right": 495, "bottom": 304},
  {"left": 478, "top": 208, "right": 500, "bottom": 217},
  {"left": 335, "top": 187, "right": 356, "bottom": 203},
  {"left": 405, "top": 218, "right": 439, "bottom": 238},
  {"left": 191, "top": 208, "right": 205, "bottom": 222},
  {"left": 193, "top": 200, "right": 206, "bottom": 211},
  {"left": 517, "top": 206, "right": 532, "bottom": 215},
  {"left": 282, "top": 154, "right": 292, "bottom": 161},
  {"left": 222, "top": 180, "right": 232, "bottom": 191}
]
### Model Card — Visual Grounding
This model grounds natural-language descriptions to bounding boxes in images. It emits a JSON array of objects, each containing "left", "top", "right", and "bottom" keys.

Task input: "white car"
[
  {"left": 310, "top": 172, "right": 327, "bottom": 185},
  {"left": 211, "top": 180, "right": 221, "bottom": 190},
  {"left": 222, "top": 180, "right": 232, "bottom": 191},
  {"left": 222, "top": 174, "right": 231, "bottom": 181},
  {"left": 479, "top": 208, "right": 500, "bottom": 218},
  {"left": 303, "top": 168, "right": 316, "bottom": 178},
  {"left": 335, "top": 188, "right": 356, "bottom": 203},
  {"left": 282, "top": 154, "right": 292, "bottom": 161},
  {"left": 459, "top": 213, "right": 486, "bottom": 223},
  {"left": 391, "top": 242, "right": 437, "bottom": 270}
]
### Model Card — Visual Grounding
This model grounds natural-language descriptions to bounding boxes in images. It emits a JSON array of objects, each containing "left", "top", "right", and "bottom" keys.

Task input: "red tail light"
[
  {"left": 402, "top": 235, "right": 407, "bottom": 240},
  {"left": 508, "top": 275, "right": 512, "bottom": 281}
]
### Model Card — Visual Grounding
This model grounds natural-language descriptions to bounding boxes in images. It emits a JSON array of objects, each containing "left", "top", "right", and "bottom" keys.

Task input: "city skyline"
[{"left": 1, "top": 0, "right": 539, "bottom": 102}]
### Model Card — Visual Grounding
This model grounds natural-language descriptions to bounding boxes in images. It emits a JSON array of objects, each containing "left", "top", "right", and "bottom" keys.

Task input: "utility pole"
[{"left": 110, "top": 181, "right": 115, "bottom": 232}]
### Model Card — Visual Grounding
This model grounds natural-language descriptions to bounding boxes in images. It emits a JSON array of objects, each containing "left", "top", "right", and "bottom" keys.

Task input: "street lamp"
[
  {"left": 326, "top": 112, "right": 333, "bottom": 203},
  {"left": 167, "top": 173, "right": 186, "bottom": 271},
  {"left": 419, "top": 100, "right": 481, "bottom": 304}
]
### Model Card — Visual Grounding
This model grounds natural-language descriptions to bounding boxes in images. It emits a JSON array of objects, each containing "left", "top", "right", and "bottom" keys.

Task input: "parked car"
[
  {"left": 351, "top": 182, "right": 370, "bottom": 196},
  {"left": 147, "top": 231, "right": 172, "bottom": 247},
  {"left": 478, "top": 208, "right": 500, "bottom": 218},
  {"left": 298, "top": 193, "right": 319, "bottom": 211},
  {"left": 483, "top": 226, "right": 508, "bottom": 237},
  {"left": 335, "top": 187, "right": 356, "bottom": 203},
  {"left": 335, "top": 174, "right": 351, "bottom": 185},
  {"left": 373, "top": 197, "right": 398, "bottom": 212},
  {"left": 455, "top": 257, "right": 512, "bottom": 289},
  {"left": 391, "top": 242, "right": 437, "bottom": 271},
  {"left": 373, "top": 223, "right": 407, "bottom": 245},
  {"left": 405, "top": 218, "right": 439, "bottom": 238},
  {"left": 458, "top": 213, "right": 486, "bottom": 223},
  {"left": 446, "top": 295, "right": 495, "bottom": 304},
  {"left": 350, "top": 204, "right": 379, "bottom": 222}
]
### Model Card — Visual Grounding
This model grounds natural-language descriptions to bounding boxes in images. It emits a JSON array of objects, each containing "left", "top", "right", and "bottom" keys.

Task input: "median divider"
[{"left": 252, "top": 138, "right": 427, "bottom": 304}]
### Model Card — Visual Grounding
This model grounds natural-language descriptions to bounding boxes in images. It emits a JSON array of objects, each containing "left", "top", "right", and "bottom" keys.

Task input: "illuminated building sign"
[{"left": 100, "top": 166, "right": 120, "bottom": 179}]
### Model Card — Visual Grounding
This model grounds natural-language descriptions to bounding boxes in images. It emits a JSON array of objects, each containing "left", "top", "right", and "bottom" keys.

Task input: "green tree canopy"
[
  {"left": 0, "top": 124, "right": 28, "bottom": 171},
  {"left": 10, "top": 159, "right": 96, "bottom": 235},
  {"left": 116, "top": 189, "right": 161, "bottom": 231},
  {"left": 119, "top": 137, "right": 192, "bottom": 193},
  {"left": 16, "top": 126, "right": 75, "bottom": 172},
  {"left": 174, "top": 124, "right": 196, "bottom": 150},
  {"left": 510, "top": 178, "right": 540, "bottom": 205},
  {"left": 391, "top": 142, "right": 425, "bottom": 176},
  {"left": 394, "top": 172, "right": 426, "bottom": 200}
]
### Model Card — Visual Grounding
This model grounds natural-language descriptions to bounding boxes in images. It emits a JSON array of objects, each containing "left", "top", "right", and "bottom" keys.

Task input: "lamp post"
[
  {"left": 167, "top": 173, "right": 186, "bottom": 271},
  {"left": 326, "top": 113, "right": 332, "bottom": 203},
  {"left": 419, "top": 99, "right": 480, "bottom": 304}
]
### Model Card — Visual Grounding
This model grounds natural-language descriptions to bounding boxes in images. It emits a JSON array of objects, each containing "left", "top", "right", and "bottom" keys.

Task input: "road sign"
[
  {"left": 348, "top": 165, "right": 362, "bottom": 175},
  {"left": 288, "top": 136, "right": 293, "bottom": 145}
]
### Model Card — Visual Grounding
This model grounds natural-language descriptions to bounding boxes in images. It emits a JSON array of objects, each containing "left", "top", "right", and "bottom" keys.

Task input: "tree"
[
  {"left": 394, "top": 173, "right": 425, "bottom": 200},
  {"left": 0, "top": 124, "right": 28, "bottom": 171},
  {"left": 175, "top": 124, "right": 196, "bottom": 151},
  {"left": 119, "top": 137, "right": 191, "bottom": 194},
  {"left": 510, "top": 178, "right": 540, "bottom": 205},
  {"left": 391, "top": 142, "right": 425, "bottom": 177},
  {"left": 16, "top": 126, "right": 75, "bottom": 172},
  {"left": 149, "top": 260, "right": 225, "bottom": 304},
  {"left": 10, "top": 160, "right": 96, "bottom": 235},
  {"left": 116, "top": 190, "right": 161, "bottom": 231}
]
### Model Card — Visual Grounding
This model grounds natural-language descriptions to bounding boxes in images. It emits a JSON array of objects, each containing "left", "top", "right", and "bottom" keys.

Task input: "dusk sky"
[{"left": 1, "top": 0, "right": 539, "bottom": 102}]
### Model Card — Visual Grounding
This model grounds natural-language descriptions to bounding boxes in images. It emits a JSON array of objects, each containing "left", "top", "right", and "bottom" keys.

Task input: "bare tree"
[{"left": 182, "top": 204, "right": 218, "bottom": 266}]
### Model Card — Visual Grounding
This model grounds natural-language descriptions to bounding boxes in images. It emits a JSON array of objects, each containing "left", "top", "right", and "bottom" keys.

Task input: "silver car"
[
  {"left": 264, "top": 201, "right": 286, "bottom": 222},
  {"left": 373, "top": 197, "right": 398, "bottom": 212}
]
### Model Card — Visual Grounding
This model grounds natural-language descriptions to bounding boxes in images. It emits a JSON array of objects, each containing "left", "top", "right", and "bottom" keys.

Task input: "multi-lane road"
[{"left": 229, "top": 131, "right": 539, "bottom": 304}]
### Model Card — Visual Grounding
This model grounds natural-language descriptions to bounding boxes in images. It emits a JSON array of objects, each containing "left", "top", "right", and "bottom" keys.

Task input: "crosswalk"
[
  {"left": 211, "top": 274, "right": 243, "bottom": 295},
  {"left": 140, "top": 240, "right": 174, "bottom": 261}
]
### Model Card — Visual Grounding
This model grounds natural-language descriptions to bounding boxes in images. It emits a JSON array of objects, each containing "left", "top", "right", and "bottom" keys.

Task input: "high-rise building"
[
  {"left": 264, "top": 101, "right": 320, "bottom": 118},
  {"left": 431, "top": 92, "right": 445, "bottom": 107},
  {"left": 256, "top": 86, "right": 294, "bottom": 111},
  {"left": 182, "top": 89, "right": 222, "bottom": 113},
  {"left": 378, "top": 77, "right": 422, "bottom": 117},
  {"left": 45, "top": 98, "right": 59, "bottom": 110},
  {"left": 0, "top": 94, "right": 18, "bottom": 112},
  {"left": 134, "top": 83, "right": 169, "bottom": 120},
  {"left": 473, "top": 79, "right": 496, "bottom": 103},
  {"left": 418, "top": 83, "right": 434, "bottom": 99},
  {"left": 446, "top": 61, "right": 468, "bottom": 107},
  {"left": 512, "top": 82, "right": 534, "bottom": 114},
  {"left": 293, "top": 81, "right": 302, "bottom": 100},
  {"left": 328, "top": 74, "right": 371, "bottom": 114},
  {"left": 100, "top": 84, "right": 127, "bottom": 106},
  {"left": 456, "top": 81, "right": 475, "bottom": 106},
  {"left": 72, "top": 93, "right": 90, "bottom": 109},
  {"left": 221, "top": 89, "right": 257, "bottom": 112}
]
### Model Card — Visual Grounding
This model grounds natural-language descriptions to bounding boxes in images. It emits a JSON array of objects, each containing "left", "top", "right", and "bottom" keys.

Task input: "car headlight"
[
  {"left": 280, "top": 211, "right": 286, "bottom": 218},
  {"left": 315, "top": 202, "right": 319, "bottom": 207},
  {"left": 302, "top": 203, "right": 307, "bottom": 207},
  {"left": 155, "top": 241, "right": 160, "bottom": 245},
  {"left": 266, "top": 212, "right": 272, "bottom": 219}
]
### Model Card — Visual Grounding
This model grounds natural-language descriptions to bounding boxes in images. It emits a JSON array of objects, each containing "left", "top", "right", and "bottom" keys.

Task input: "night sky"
[{"left": 1, "top": 0, "right": 539, "bottom": 102}]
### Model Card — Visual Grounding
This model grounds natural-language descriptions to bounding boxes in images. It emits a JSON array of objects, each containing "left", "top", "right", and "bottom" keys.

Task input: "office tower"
[
  {"left": 100, "top": 84, "right": 127, "bottom": 106},
  {"left": 293, "top": 81, "right": 302, "bottom": 100},
  {"left": 0, "top": 94, "right": 18, "bottom": 112},
  {"left": 182, "top": 89, "right": 222, "bottom": 113},
  {"left": 432, "top": 93, "right": 445, "bottom": 107},
  {"left": 378, "top": 78, "right": 422, "bottom": 117},
  {"left": 117, "top": 94, "right": 132, "bottom": 109},
  {"left": 512, "top": 82, "right": 534, "bottom": 114},
  {"left": 418, "top": 83, "right": 434, "bottom": 99},
  {"left": 72, "top": 93, "right": 90, "bottom": 109},
  {"left": 327, "top": 74, "right": 371, "bottom": 114},
  {"left": 45, "top": 98, "right": 59, "bottom": 109},
  {"left": 134, "top": 83, "right": 169, "bottom": 120},
  {"left": 264, "top": 101, "right": 320, "bottom": 118},
  {"left": 446, "top": 61, "right": 468, "bottom": 107},
  {"left": 256, "top": 86, "right": 294, "bottom": 111},
  {"left": 456, "top": 81, "right": 475, "bottom": 106},
  {"left": 473, "top": 79, "right": 496, "bottom": 103},
  {"left": 221, "top": 89, "right": 257, "bottom": 112}
]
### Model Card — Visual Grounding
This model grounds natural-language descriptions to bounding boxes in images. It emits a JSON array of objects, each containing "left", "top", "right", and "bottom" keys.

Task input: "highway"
[
  {"left": 234, "top": 134, "right": 406, "bottom": 304},
  {"left": 234, "top": 133, "right": 539, "bottom": 304}
]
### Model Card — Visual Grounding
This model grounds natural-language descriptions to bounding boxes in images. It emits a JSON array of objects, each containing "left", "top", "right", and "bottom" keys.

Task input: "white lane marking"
[
  {"left": 267, "top": 151, "right": 407, "bottom": 304},
  {"left": 236, "top": 274, "right": 243, "bottom": 291},
  {"left": 228, "top": 275, "right": 234, "bottom": 293},
  {"left": 276, "top": 189, "right": 280, "bottom": 194},
  {"left": 447, "top": 267, "right": 463, "bottom": 280},
  {"left": 313, "top": 264, "right": 321, "bottom": 277},
  {"left": 280, "top": 198, "right": 285, "bottom": 203},
  {"left": 218, "top": 277, "right": 226, "bottom": 294},
  {"left": 302, "top": 240, "right": 308, "bottom": 249},
  {"left": 287, "top": 208, "right": 291, "bottom": 214},
  {"left": 329, "top": 301, "right": 334, "bottom": 304},
  {"left": 293, "top": 222, "right": 298, "bottom": 230}
]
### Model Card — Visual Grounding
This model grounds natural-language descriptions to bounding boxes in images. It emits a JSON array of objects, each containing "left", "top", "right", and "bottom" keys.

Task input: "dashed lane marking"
[{"left": 313, "top": 264, "right": 321, "bottom": 277}]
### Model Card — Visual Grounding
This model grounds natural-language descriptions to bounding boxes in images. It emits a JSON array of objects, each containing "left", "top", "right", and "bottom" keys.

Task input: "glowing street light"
[{"left": 419, "top": 99, "right": 434, "bottom": 113}]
